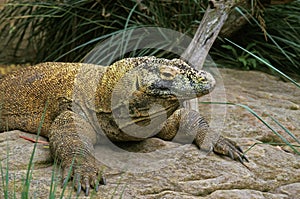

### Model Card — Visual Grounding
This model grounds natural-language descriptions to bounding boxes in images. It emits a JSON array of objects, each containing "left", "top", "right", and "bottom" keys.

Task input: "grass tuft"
[
  {"left": 212, "top": 1, "right": 300, "bottom": 76},
  {"left": 0, "top": 0, "right": 205, "bottom": 64}
]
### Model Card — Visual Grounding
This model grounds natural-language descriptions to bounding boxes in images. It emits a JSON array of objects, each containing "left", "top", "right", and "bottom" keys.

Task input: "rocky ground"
[{"left": 0, "top": 68, "right": 299, "bottom": 198}]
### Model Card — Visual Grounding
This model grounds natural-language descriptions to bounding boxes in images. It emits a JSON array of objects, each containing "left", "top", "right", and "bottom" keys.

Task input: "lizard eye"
[
  {"left": 161, "top": 72, "right": 174, "bottom": 80},
  {"left": 159, "top": 66, "right": 179, "bottom": 80}
]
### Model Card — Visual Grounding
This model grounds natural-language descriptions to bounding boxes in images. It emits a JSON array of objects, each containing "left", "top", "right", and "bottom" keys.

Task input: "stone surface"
[{"left": 1, "top": 68, "right": 299, "bottom": 198}]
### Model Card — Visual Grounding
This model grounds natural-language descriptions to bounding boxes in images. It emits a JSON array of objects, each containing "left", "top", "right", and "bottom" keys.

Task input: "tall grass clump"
[
  {"left": 212, "top": 1, "right": 300, "bottom": 76},
  {"left": 0, "top": 0, "right": 205, "bottom": 64},
  {"left": 1, "top": 0, "right": 299, "bottom": 76}
]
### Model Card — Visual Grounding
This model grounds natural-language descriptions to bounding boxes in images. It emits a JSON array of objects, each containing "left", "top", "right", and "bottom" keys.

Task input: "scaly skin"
[{"left": 0, "top": 56, "right": 247, "bottom": 196}]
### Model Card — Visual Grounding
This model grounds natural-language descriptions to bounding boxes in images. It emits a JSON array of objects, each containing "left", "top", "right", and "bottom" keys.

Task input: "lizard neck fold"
[{"left": 95, "top": 58, "right": 143, "bottom": 113}]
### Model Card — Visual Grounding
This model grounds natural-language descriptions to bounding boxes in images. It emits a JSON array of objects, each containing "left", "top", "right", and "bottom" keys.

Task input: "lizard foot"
[
  {"left": 213, "top": 135, "right": 249, "bottom": 164},
  {"left": 61, "top": 157, "right": 106, "bottom": 196}
]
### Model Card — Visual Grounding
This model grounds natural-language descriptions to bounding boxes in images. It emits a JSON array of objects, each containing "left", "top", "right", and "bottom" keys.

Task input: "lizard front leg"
[
  {"left": 157, "top": 108, "right": 248, "bottom": 163},
  {"left": 49, "top": 110, "right": 106, "bottom": 196}
]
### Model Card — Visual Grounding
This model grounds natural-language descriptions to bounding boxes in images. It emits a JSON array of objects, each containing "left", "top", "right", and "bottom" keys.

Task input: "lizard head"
[
  {"left": 126, "top": 56, "right": 216, "bottom": 100},
  {"left": 100, "top": 57, "right": 216, "bottom": 137}
]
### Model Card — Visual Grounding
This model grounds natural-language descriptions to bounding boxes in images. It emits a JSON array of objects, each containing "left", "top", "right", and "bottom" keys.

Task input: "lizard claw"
[
  {"left": 83, "top": 177, "right": 90, "bottom": 196},
  {"left": 94, "top": 180, "right": 99, "bottom": 192},
  {"left": 213, "top": 136, "right": 249, "bottom": 164},
  {"left": 93, "top": 176, "right": 106, "bottom": 192},
  {"left": 76, "top": 183, "right": 82, "bottom": 196},
  {"left": 74, "top": 173, "right": 82, "bottom": 195},
  {"left": 61, "top": 158, "right": 106, "bottom": 196},
  {"left": 62, "top": 177, "right": 69, "bottom": 188},
  {"left": 100, "top": 176, "right": 107, "bottom": 185}
]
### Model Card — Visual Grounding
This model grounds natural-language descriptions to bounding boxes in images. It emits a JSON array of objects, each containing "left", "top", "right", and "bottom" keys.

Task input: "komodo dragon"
[{"left": 0, "top": 56, "right": 248, "bottom": 196}]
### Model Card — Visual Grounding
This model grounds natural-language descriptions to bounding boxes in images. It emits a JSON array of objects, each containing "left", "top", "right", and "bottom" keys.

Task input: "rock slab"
[{"left": 0, "top": 68, "right": 299, "bottom": 198}]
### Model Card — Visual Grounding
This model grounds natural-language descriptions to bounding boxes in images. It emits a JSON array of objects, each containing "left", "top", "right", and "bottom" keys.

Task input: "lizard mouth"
[
  {"left": 147, "top": 84, "right": 213, "bottom": 100},
  {"left": 144, "top": 68, "right": 216, "bottom": 100}
]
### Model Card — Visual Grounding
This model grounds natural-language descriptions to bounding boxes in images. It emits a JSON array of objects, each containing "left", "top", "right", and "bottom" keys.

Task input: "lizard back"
[{"left": 0, "top": 62, "right": 105, "bottom": 136}]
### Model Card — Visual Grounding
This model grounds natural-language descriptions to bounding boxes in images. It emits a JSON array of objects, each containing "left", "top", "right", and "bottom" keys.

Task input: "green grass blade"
[
  {"left": 49, "top": 158, "right": 60, "bottom": 199},
  {"left": 116, "top": 3, "right": 139, "bottom": 60},
  {"left": 59, "top": 157, "right": 75, "bottom": 198},
  {"left": 201, "top": 101, "right": 300, "bottom": 154},
  {"left": 22, "top": 100, "right": 49, "bottom": 198},
  {"left": 0, "top": 145, "right": 9, "bottom": 199},
  {"left": 268, "top": 114, "right": 300, "bottom": 145},
  {"left": 13, "top": 173, "right": 16, "bottom": 199}
]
